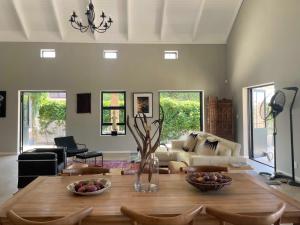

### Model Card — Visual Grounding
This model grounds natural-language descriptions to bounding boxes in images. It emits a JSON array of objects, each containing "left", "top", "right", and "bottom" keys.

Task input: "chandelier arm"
[
  {"left": 75, "top": 20, "right": 89, "bottom": 29},
  {"left": 94, "top": 28, "right": 107, "bottom": 33},
  {"left": 70, "top": 22, "right": 83, "bottom": 31},
  {"left": 94, "top": 21, "right": 112, "bottom": 33},
  {"left": 99, "top": 16, "right": 105, "bottom": 28},
  {"left": 80, "top": 26, "right": 89, "bottom": 33}
]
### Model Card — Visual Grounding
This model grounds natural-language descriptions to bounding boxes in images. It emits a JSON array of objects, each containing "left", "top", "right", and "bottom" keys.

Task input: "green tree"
[
  {"left": 160, "top": 95, "right": 201, "bottom": 143},
  {"left": 39, "top": 99, "right": 66, "bottom": 136}
]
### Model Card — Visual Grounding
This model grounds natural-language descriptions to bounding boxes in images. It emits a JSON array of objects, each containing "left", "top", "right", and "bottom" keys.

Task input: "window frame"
[
  {"left": 158, "top": 90, "right": 204, "bottom": 143},
  {"left": 100, "top": 91, "right": 126, "bottom": 136}
]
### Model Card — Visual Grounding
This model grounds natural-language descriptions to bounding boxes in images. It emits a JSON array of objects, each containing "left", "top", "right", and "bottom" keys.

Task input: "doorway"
[
  {"left": 248, "top": 84, "right": 275, "bottom": 167},
  {"left": 19, "top": 91, "right": 66, "bottom": 153}
]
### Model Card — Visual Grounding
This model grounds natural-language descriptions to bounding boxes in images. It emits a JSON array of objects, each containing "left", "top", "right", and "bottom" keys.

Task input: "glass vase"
[{"left": 134, "top": 153, "right": 159, "bottom": 192}]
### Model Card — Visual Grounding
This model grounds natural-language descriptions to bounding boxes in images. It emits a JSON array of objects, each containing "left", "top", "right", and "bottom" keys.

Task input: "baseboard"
[
  {"left": 277, "top": 169, "right": 300, "bottom": 182},
  {"left": 0, "top": 152, "right": 18, "bottom": 156}
]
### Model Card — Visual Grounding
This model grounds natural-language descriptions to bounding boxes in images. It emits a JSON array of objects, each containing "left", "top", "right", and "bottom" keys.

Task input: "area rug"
[{"left": 87, "top": 160, "right": 131, "bottom": 169}]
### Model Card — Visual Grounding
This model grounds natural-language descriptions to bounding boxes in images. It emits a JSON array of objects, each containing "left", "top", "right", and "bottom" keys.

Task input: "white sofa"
[{"left": 156, "top": 132, "right": 246, "bottom": 166}]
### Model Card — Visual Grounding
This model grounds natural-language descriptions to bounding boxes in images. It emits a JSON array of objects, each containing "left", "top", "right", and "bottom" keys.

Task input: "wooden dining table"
[{"left": 0, "top": 173, "right": 300, "bottom": 225}]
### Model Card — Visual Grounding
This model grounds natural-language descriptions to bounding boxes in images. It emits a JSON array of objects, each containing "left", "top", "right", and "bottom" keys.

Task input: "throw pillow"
[
  {"left": 195, "top": 139, "right": 219, "bottom": 156},
  {"left": 204, "top": 139, "right": 219, "bottom": 151},
  {"left": 216, "top": 143, "right": 232, "bottom": 156},
  {"left": 194, "top": 135, "right": 207, "bottom": 154},
  {"left": 182, "top": 133, "right": 198, "bottom": 152}
]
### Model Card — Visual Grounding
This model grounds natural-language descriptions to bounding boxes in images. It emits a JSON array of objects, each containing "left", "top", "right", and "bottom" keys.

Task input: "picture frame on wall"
[
  {"left": 77, "top": 93, "right": 91, "bottom": 113},
  {"left": 133, "top": 92, "right": 153, "bottom": 117},
  {"left": 0, "top": 91, "right": 6, "bottom": 118}
]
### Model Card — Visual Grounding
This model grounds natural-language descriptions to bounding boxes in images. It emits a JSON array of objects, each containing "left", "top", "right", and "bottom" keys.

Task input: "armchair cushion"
[
  {"left": 54, "top": 136, "right": 88, "bottom": 157},
  {"left": 54, "top": 136, "right": 77, "bottom": 150}
]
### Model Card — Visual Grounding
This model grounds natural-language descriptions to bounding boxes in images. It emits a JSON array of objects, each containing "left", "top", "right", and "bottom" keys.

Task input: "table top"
[{"left": 1, "top": 174, "right": 300, "bottom": 223}]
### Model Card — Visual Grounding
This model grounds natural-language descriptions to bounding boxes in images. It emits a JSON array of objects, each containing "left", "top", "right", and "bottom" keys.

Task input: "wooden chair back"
[
  {"left": 62, "top": 167, "right": 110, "bottom": 176},
  {"left": 121, "top": 205, "right": 203, "bottom": 225},
  {"left": 182, "top": 166, "right": 228, "bottom": 173},
  {"left": 121, "top": 168, "right": 170, "bottom": 175},
  {"left": 206, "top": 202, "right": 286, "bottom": 225},
  {"left": 7, "top": 207, "right": 93, "bottom": 225}
]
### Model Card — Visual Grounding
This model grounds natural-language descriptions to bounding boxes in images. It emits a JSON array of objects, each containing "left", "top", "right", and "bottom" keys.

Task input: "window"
[
  {"left": 103, "top": 50, "right": 118, "bottom": 59},
  {"left": 101, "top": 91, "right": 126, "bottom": 135},
  {"left": 164, "top": 50, "right": 178, "bottom": 60},
  {"left": 159, "top": 91, "right": 203, "bottom": 143},
  {"left": 40, "top": 49, "right": 56, "bottom": 58}
]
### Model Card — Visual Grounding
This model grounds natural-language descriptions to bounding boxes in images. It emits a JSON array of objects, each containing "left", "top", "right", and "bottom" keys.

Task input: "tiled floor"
[{"left": 0, "top": 155, "right": 18, "bottom": 204}]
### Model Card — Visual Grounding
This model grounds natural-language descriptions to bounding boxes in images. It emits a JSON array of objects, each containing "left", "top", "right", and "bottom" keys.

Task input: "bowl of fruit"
[
  {"left": 67, "top": 178, "right": 111, "bottom": 196},
  {"left": 186, "top": 172, "right": 232, "bottom": 192}
]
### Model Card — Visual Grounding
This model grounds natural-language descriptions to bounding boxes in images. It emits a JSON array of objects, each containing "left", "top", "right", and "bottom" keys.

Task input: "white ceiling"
[{"left": 0, "top": 0, "right": 243, "bottom": 44}]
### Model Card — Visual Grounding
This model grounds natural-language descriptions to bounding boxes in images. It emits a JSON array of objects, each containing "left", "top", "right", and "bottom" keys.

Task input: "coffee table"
[{"left": 76, "top": 151, "right": 103, "bottom": 167}]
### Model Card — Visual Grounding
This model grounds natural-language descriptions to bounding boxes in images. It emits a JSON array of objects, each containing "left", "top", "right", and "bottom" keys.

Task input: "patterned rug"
[{"left": 84, "top": 160, "right": 131, "bottom": 169}]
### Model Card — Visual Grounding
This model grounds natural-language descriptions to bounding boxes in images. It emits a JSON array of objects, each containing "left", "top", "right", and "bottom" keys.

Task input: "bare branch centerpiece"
[{"left": 126, "top": 106, "right": 164, "bottom": 192}]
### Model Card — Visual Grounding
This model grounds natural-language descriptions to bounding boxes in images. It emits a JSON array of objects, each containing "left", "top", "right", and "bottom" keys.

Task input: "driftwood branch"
[{"left": 126, "top": 105, "right": 165, "bottom": 182}]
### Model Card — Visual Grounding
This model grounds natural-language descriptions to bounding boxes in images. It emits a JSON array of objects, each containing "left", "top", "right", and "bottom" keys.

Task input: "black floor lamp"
[{"left": 283, "top": 87, "right": 300, "bottom": 187}]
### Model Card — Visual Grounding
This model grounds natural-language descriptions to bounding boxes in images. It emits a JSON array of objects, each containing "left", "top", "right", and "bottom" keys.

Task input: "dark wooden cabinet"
[{"left": 206, "top": 97, "right": 234, "bottom": 141}]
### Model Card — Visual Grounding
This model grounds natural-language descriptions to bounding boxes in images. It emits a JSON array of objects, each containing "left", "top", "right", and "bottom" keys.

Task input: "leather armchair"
[
  {"left": 54, "top": 136, "right": 88, "bottom": 157},
  {"left": 18, "top": 148, "right": 66, "bottom": 188}
]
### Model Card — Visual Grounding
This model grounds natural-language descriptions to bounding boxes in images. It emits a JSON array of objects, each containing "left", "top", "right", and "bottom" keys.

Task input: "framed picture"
[
  {"left": 0, "top": 91, "right": 6, "bottom": 118},
  {"left": 133, "top": 92, "right": 153, "bottom": 117},
  {"left": 77, "top": 93, "right": 91, "bottom": 113}
]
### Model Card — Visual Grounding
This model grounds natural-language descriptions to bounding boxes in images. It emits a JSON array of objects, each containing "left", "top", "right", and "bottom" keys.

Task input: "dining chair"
[
  {"left": 206, "top": 202, "right": 286, "bottom": 225},
  {"left": 182, "top": 165, "right": 228, "bottom": 173},
  {"left": 120, "top": 205, "right": 203, "bottom": 225},
  {"left": 121, "top": 167, "right": 170, "bottom": 175},
  {"left": 61, "top": 167, "right": 110, "bottom": 176},
  {"left": 7, "top": 207, "right": 93, "bottom": 225}
]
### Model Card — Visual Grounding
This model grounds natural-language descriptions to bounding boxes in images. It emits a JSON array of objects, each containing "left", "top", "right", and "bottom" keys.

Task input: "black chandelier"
[{"left": 69, "top": 0, "right": 113, "bottom": 33}]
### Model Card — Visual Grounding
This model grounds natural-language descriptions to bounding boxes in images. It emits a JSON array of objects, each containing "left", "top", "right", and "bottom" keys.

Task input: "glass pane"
[
  {"left": 102, "top": 109, "right": 125, "bottom": 124},
  {"left": 102, "top": 125, "right": 125, "bottom": 135},
  {"left": 251, "top": 85, "right": 275, "bottom": 167},
  {"left": 159, "top": 92, "right": 201, "bottom": 143},
  {"left": 21, "top": 92, "right": 66, "bottom": 151},
  {"left": 102, "top": 93, "right": 125, "bottom": 107}
]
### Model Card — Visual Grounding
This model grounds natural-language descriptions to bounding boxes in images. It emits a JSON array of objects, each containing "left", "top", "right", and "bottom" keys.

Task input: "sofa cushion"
[
  {"left": 182, "top": 133, "right": 198, "bottom": 152},
  {"left": 189, "top": 155, "right": 247, "bottom": 166},
  {"left": 216, "top": 143, "right": 232, "bottom": 156}
]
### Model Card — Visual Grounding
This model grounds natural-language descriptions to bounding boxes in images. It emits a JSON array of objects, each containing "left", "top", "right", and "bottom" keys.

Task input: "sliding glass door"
[
  {"left": 19, "top": 91, "right": 66, "bottom": 153},
  {"left": 249, "top": 85, "right": 275, "bottom": 167}
]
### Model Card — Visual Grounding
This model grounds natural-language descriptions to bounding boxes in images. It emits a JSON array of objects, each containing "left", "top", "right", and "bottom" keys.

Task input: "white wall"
[
  {"left": 227, "top": 0, "right": 300, "bottom": 177},
  {"left": 0, "top": 43, "right": 226, "bottom": 154}
]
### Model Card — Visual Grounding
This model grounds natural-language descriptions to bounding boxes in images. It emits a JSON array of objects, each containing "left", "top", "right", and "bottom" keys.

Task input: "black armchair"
[
  {"left": 54, "top": 136, "right": 88, "bottom": 157},
  {"left": 18, "top": 148, "right": 66, "bottom": 188}
]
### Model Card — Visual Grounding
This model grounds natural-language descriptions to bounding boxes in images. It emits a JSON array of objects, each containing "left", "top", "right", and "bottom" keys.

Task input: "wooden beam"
[
  {"left": 192, "top": 0, "right": 206, "bottom": 41},
  {"left": 12, "top": 0, "right": 30, "bottom": 39},
  {"left": 51, "top": 0, "right": 64, "bottom": 40},
  {"left": 127, "top": 0, "right": 132, "bottom": 41},
  {"left": 160, "top": 0, "right": 167, "bottom": 40}
]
